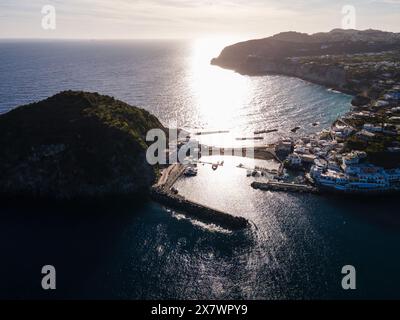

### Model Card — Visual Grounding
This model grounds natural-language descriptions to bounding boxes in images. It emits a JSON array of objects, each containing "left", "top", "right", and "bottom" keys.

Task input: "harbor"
[
  {"left": 152, "top": 133, "right": 320, "bottom": 230},
  {"left": 152, "top": 161, "right": 250, "bottom": 231},
  {"left": 153, "top": 85, "right": 400, "bottom": 229}
]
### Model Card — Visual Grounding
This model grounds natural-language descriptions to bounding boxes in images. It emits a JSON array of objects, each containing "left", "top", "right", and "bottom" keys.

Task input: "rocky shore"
[{"left": 211, "top": 29, "right": 400, "bottom": 98}]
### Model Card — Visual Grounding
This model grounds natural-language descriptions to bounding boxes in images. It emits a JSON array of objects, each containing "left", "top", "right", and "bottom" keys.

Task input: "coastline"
[
  {"left": 211, "top": 53, "right": 400, "bottom": 195},
  {"left": 211, "top": 59, "right": 357, "bottom": 97}
]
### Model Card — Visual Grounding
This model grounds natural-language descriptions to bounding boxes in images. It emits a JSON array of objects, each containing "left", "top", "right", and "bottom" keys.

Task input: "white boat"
[{"left": 184, "top": 167, "right": 198, "bottom": 177}]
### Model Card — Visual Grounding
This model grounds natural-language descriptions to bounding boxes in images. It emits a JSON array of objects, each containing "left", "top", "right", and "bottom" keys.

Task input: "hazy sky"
[{"left": 0, "top": 0, "right": 399, "bottom": 39}]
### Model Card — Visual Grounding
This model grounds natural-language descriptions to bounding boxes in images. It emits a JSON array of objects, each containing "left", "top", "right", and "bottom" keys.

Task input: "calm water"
[{"left": 0, "top": 40, "right": 399, "bottom": 299}]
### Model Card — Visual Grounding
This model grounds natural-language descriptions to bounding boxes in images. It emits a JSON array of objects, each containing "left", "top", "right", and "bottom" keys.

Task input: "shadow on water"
[
  {"left": 321, "top": 193, "right": 400, "bottom": 231},
  {"left": 0, "top": 196, "right": 149, "bottom": 299},
  {"left": 0, "top": 196, "right": 255, "bottom": 299},
  {"left": 1, "top": 192, "right": 399, "bottom": 300}
]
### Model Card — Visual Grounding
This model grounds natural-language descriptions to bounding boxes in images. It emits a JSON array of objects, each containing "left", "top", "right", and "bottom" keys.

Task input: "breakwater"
[
  {"left": 151, "top": 187, "right": 250, "bottom": 230},
  {"left": 251, "top": 181, "right": 318, "bottom": 194}
]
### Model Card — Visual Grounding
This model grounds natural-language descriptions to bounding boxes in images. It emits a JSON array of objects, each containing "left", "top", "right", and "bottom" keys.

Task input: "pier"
[
  {"left": 254, "top": 129, "right": 279, "bottom": 135},
  {"left": 251, "top": 181, "right": 318, "bottom": 194},
  {"left": 151, "top": 188, "right": 249, "bottom": 230},
  {"left": 199, "top": 145, "right": 280, "bottom": 162},
  {"left": 194, "top": 130, "right": 230, "bottom": 136}
]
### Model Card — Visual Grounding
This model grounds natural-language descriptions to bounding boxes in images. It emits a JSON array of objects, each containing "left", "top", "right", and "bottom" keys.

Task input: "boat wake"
[{"left": 167, "top": 209, "right": 233, "bottom": 234}]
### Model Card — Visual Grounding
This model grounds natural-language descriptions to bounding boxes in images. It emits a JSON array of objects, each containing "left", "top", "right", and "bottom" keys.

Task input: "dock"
[
  {"left": 254, "top": 129, "right": 278, "bottom": 135},
  {"left": 251, "top": 181, "right": 318, "bottom": 194},
  {"left": 199, "top": 145, "right": 280, "bottom": 162},
  {"left": 194, "top": 130, "right": 230, "bottom": 136},
  {"left": 235, "top": 137, "right": 264, "bottom": 141}
]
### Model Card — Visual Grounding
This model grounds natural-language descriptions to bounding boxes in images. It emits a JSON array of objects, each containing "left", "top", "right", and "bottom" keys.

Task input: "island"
[{"left": 212, "top": 29, "right": 400, "bottom": 194}]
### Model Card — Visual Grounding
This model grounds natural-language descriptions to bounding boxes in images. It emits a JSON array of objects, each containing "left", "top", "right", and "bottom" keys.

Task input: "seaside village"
[
  {"left": 169, "top": 56, "right": 400, "bottom": 195},
  {"left": 175, "top": 84, "right": 400, "bottom": 195},
  {"left": 276, "top": 82, "right": 400, "bottom": 193}
]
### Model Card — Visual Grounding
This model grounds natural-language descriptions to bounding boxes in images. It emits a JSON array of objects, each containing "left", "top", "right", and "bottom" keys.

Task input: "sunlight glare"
[{"left": 188, "top": 37, "right": 253, "bottom": 131}]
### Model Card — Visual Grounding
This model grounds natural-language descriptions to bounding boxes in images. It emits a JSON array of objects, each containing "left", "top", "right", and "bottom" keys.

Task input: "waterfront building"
[
  {"left": 363, "top": 123, "right": 383, "bottom": 133},
  {"left": 342, "top": 151, "right": 367, "bottom": 168},
  {"left": 276, "top": 139, "right": 294, "bottom": 158},
  {"left": 374, "top": 100, "right": 390, "bottom": 107},
  {"left": 331, "top": 123, "right": 354, "bottom": 139},
  {"left": 300, "top": 154, "right": 317, "bottom": 164},
  {"left": 310, "top": 162, "right": 397, "bottom": 192},
  {"left": 287, "top": 153, "right": 302, "bottom": 166},
  {"left": 384, "top": 92, "right": 400, "bottom": 101},
  {"left": 356, "top": 130, "right": 376, "bottom": 141},
  {"left": 385, "top": 169, "right": 400, "bottom": 182}
]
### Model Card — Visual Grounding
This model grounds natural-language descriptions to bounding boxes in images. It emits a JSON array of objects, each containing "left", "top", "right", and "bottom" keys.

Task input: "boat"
[
  {"left": 170, "top": 187, "right": 179, "bottom": 195},
  {"left": 184, "top": 167, "right": 198, "bottom": 177},
  {"left": 252, "top": 170, "right": 260, "bottom": 177}
]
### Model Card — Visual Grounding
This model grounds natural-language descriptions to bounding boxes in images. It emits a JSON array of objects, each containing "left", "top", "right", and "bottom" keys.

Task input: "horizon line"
[{"left": 1, "top": 28, "right": 399, "bottom": 42}]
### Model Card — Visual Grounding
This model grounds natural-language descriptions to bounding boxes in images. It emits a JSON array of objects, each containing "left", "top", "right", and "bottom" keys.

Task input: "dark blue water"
[{"left": 0, "top": 40, "right": 399, "bottom": 300}]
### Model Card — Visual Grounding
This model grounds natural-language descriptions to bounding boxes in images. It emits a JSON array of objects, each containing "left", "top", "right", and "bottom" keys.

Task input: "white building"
[
  {"left": 385, "top": 169, "right": 400, "bottom": 182},
  {"left": 342, "top": 151, "right": 367, "bottom": 168},
  {"left": 363, "top": 123, "right": 383, "bottom": 133},
  {"left": 356, "top": 130, "right": 376, "bottom": 140},
  {"left": 287, "top": 153, "right": 302, "bottom": 166},
  {"left": 374, "top": 100, "right": 390, "bottom": 107}
]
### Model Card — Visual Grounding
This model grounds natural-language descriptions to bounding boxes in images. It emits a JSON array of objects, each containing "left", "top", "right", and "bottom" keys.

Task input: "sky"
[{"left": 0, "top": 0, "right": 399, "bottom": 39}]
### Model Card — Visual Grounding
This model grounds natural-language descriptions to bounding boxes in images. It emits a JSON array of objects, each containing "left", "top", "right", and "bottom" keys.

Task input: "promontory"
[
  {"left": 212, "top": 29, "right": 400, "bottom": 96},
  {"left": 0, "top": 91, "right": 166, "bottom": 199}
]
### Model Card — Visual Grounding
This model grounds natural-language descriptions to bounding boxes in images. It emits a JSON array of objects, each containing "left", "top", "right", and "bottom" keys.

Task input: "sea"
[{"left": 0, "top": 39, "right": 399, "bottom": 299}]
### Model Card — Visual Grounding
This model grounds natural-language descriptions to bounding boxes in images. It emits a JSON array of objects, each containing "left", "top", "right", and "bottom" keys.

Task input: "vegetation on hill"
[
  {"left": 0, "top": 91, "right": 166, "bottom": 199},
  {"left": 212, "top": 29, "right": 400, "bottom": 69}
]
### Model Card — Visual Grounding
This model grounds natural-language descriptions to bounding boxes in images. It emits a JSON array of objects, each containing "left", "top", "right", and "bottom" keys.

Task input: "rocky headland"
[
  {"left": 0, "top": 91, "right": 166, "bottom": 200},
  {"left": 211, "top": 29, "right": 400, "bottom": 98}
]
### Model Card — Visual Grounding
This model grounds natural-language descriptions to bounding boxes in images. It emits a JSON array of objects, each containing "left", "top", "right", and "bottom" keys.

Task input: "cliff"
[
  {"left": 0, "top": 91, "right": 166, "bottom": 199},
  {"left": 211, "top": 29, "right": 400, "bottom": 93},
  {"left": 233, "top": 57, "right": 348, "bottom": 90}
]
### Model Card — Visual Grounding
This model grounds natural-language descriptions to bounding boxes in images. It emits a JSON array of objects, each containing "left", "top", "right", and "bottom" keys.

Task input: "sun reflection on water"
[
  {"left": 188, "top": 38, "right": 253, "bottom": 131},
  {"left": 182, "top": 37, "right": 352, "bottom": 148}
]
